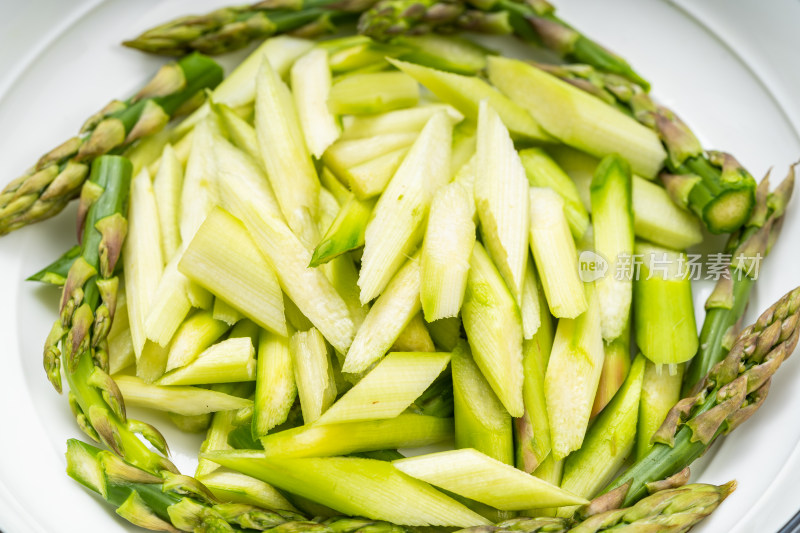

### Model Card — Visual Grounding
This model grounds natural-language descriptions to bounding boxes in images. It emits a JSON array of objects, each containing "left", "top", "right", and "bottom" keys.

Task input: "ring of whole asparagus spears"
[{"left": 4, "top": 2, "right": 799, "bottom": 532}]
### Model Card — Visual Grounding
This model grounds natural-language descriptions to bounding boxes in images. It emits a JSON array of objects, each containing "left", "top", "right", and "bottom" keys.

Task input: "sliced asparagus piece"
[
  {"left": 198, "top": 469, "right": 297, "bottom": 512},
  {"left": 637, "top": 360, "right": 684, "bottom": 460},
  {"left": 252, "top": 330, "right": 297, "bottom": 438},
  {"left": 591, "top": 322, "right": 632, "bottom": 417},
  {"left": 391, "top": 312, "right": 436, "bottom": 352},
  {"left": 179, "top": 207, "right": 287, "bottom": 336},
  {"left": 529, "top": 187, "right": 587, "bottom": 318},
  {"left": 421, "top": 181, "right": 476, "bottom": 321},
  {"left": 452, "top": 340, "right": 513, "bottom": 465},
  {"left": 27, "top": 245, "right": 81, "bottom": 286},
  {"left": 395, "top": 449, "right": 588, "bottom": 511},
  {"left": 291, "top": 48, "right": 341, "bottom": 158},
  {"left": 545, "top": 283, "right": 604, "bottom": 460},
  {"left": 591, "top": 155, "right": 634, "bottom": 342},
  {"left": 341, "top": 104, "right": 463, "bottom": 139},
  {"left": 344, "top": 253, "right": 422, "bottom": 374},
  {"left": 261, "top": 414, "right": 453, "bottom": 457},
  {"left": 311, "top": 195, "right": 375, "bottom": 267},
  {"left": 488, "top": 57, "right": 665, "bottom": 178},
  {"left": 390, "top": 59, "right": 550, "bottom": 142},
  {"left": 203, "top": 452, "right": 490, "bottom": 527},
  {"left": 319, "top": 351, "right": 450, "bottom": 425},
  {"left": 519, "top": 148, "right": 589, "bottom": 240},
  {"left": 475, "top": 100, "right": 530, "bottom": 305},
  {"left": 158, "top": 337, "right": 256, "bottom": 385},
  {"left": 462, "top": 243, "right": 524, "bottom": 418},
  {"left": 329, "top": 71, "right": 419, "bottom": 115},
  {"left": 114, "top": 375, "right": 251, "bottom": 416},
  {"left": 152, "top": 143, "right": 183, "bottom": 260},
  {"left": 633, "top": 242, "right": 698, "bottom": 365},
  {"left": 560, "top": 354, "right": 645, "bottom": 512},
  {"left": 359, "top": 112, "right": 452, "bottom": 303},
  {"left": 165, "top": 310, "right": 229, "bottom": 372},
  {"left": 291, "top": 328, "right": 337, "bottom": 424}
]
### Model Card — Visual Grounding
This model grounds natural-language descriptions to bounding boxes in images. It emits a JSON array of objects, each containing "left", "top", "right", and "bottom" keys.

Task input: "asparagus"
[
  {"left": 536, "top": 62, "right": 758, "bottom": 234},
  {"left": 123, "top": 0, "right": 367, "bottom": 55},
  {"left": 0, "top": 54, "right": 222, "bottom": 235},
  {"left": 27, "top": 245, "right": 81, "bottom": 285},
  {"left": 457, "top": 482, "right": 734, "bottom": 533},
  {"left": 605, "top": 285, "right": 800, "bottom": 506},
  {"left": 44, "top": 156, "right": 176, "bottom": 475},
  {"left": 684, "top": 167, "right": 795, "bottom": 391}
]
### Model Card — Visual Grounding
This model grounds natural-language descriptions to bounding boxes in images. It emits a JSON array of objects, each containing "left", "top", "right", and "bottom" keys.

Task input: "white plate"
[{"left": 0, "top": 1, "right": 799, "bottom": 531}]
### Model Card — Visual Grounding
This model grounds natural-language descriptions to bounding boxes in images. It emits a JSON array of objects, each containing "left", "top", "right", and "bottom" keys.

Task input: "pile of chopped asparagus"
[{"left": 4, "top": 1, "right": 800, "bottom": 531}]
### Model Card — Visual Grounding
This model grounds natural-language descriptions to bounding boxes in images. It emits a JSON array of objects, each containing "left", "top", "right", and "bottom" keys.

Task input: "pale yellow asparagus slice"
[
  {"left": 114, "top": 375, "right": 252, "bottom": 416},
  {"left": 152, "top": 143, "right": 183, "bottom": 259},
  {"left": 291, "top": 328, "right": 337, "bottom": 424},
  {"left": 252, "top": 330, "right": 297, "bottom": 438},
  {"left": 158, "top": 337, "right": 257, "bottom": 386},
  {"left": 291, "top": 48, "right": 340, "bottom": 158}
]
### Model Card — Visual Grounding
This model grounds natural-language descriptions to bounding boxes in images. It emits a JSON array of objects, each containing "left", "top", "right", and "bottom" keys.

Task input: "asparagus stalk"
[
  {"left": 158, "top": 337, "right": 257, "bottom": 385},
  {"left": 152, "top": 143, "right": 184, "bottom": 260},
  {"left": 0, "top": 54, "right": 222, "bottom": 235},
  {"left": 458, "top": 482, "right": 735, "bottom": 533},
  {"left": 199, "top": 469, "right": 298, "bottom": 512},
  {"left": 108, "top": 289, "right": 135, "bottom": 375},
  {"left": 165, "top": 310, "right": 230, "bottom": 372},
  {"left": 27, "top": 245, "right": 81, "bottom": 286},
  {"left": 590, "top": 322, "right": 631, "bottom": 417},
  {"left": 311, "top": 195, "right": 375, "bottom": 267},
  {"left": 538, "top": 62, "right": 758, "bottom": 234},
  {"left": 684, "top": 168, "right": 795, "bottom": 391},
  {"left": 291, "top": 328, "right": 338, "bottom": 423},
  {"left": 407, "top": 366, "right": 455, "bottom": 418},
  {"left": 291, "top": 48, "right": 341, "bottom": 158},
  {"left": 45, "top": 155, "right": 176, "bottom": 475},
  {"left": 341, "top": 103, "right": 463, "bottom": 139},
  {"left": 605, "top": 285, "right": 800, "bottom": 505},
  {"left": 113, "top": 375, "right": 252, "bottom": 416},
  {"left": 391, "top": 312, "right": 436, "bottom": 352},
  {"left": 123, "top": 0, "right": 362, "bottom": 55},
  {"left": 252, "top": 330, "right": 297, "bottom": 438}
]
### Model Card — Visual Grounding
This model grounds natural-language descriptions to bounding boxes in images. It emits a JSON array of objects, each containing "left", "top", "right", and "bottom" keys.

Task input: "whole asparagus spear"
[
  {"left": 683, "top": 167, "right": 795, "bottom": 391},
  {"left": 604, "top": 284, "right": 800, "bottom": 506},
  {"left": 44, "top": 155, "right": 176, "bottom": 475},
  {"left": 533, "top": 61, "right": 759, "bottom": 234},
  {"left": 68, "top": 436, "right": 732, "bottom": 533},
  {"left": 122, "top": 0, "right": 374, "bottom": 56},
  {"left": 0, "top": 53, "right": 222, "bottom": 236}
]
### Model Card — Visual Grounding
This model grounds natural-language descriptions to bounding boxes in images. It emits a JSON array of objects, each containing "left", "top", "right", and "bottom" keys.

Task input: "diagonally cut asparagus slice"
[
  {"left": 488, "top": 57, "right": 666, "bottom": 179},
  {"left": 545, "top": 282, "right": 604, "bottom": 460},
  {"left": 114, "top": 375, "right": 252, "bottom": 416},
  {"left": 475, "top": 100, "right": 530, "bottom": 305},
  {"left": 390, "top": 59, "right": 550, "bottom": 142},
  {"left": 358, "top": 112, "right": 452, "bottom": 303},
  {"left": 311, "top": 195, "right": 375, "bottom": 267},
  {"left": 328, "top": 71, "right": 420, "bottom": 115},
  {"left": 291, "top": 48, "right": 340, "bottom": 158},
  {"left": 391, "top": 312, "right": 435, "bottom": 353},
  {"left": 344, "top": 253, "right": 422, "bottom": 375},
  {"left": 462, "top": 243, "right": 524, "bottom": 418},
  {"left": 164, "top": 310, "right": 229, "bottom": 372},
  {"left": 198, "top": 469, "right": 297, "bottom": 512},
  {"left": 256, "top": 55, "right": 320, "bottom": 248},
  {"left": 291, "top": 328, "right": 337, "bottom": 424},
  {"left": 394, "top": 449, "right": 588, "bottom": 510},
  {"left": 452, "top": 340, "right": 513, "bottom": 465},
  {"left": 420, "top": 181, "right": 476, "bottom": 322},
  {"left": 519, "top": 258, "right": 542, "bottom": 340},
  {"left": 261, "top": 414, "right": 453, "bottom": 457},
  {"left": 202, "top": 452, "right": 490, "bottom": 527},
  {"left": 318, "top": 351, "right": 450, "bottom": 425},
  {"left": 152, "top": 143, "right": 183, "bottom": 260},
  {"left": 124, "top": 168, "right": 163, "bottom": 360},
  {"left": 218, "top": 175, "right": 355, "bottom": 353},
  {"left": 529, "top": 187, "right": 587, "bottom": 319},
  {"left": 179, "top": 207, "right": 287, "bottom": 336},
  {"left": 157, "top": 337, "right": 256, "bottom": 386},
  {"left": 252, "top": 330, "right": 297, "bottom": 438},
  {"left": 341, "top": 104, "right": 463, "bottom": 139}
]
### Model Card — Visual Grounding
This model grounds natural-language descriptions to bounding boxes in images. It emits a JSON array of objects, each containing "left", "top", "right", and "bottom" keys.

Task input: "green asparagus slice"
[
  {"left": 252, "top": 330, "right": 297, "bottom": 438},
  {"left": 0, "top": 54, "right": 222, "bottom": 235},
  {"left": 311, "top": 196, "right": 375, "bottom": 267},
  {"left": 394, "top": 449, "right": 588, "bottom": 510},
  {"left": 637, "top": 360, "right": 683, "bottom": 460},
  {"left": 45, "top": 155, "right": 176, "bottom": 475},
  {"left": 27, "top": 245, "right": 81, "bottom": 285},
  {"left": 605, "top": 285, "right": 800, "bottom": 506},
  {"left": 452, "top": 340, "right": 514, "bottom": 465},
  {"left": 203, "top": 452, "right": 491, "bottom": 526},
  {"left": 261, "top": 414, "right": 453, "bottom": 457},
  {"left": 329, "top": 71, "right": 420, "bottom": 115},
  {"left": 114, "top": 375, "right": 252, "bottom": 416},
  {"left": 684, "top": 167, "right": 795, "bottom": 391}
]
